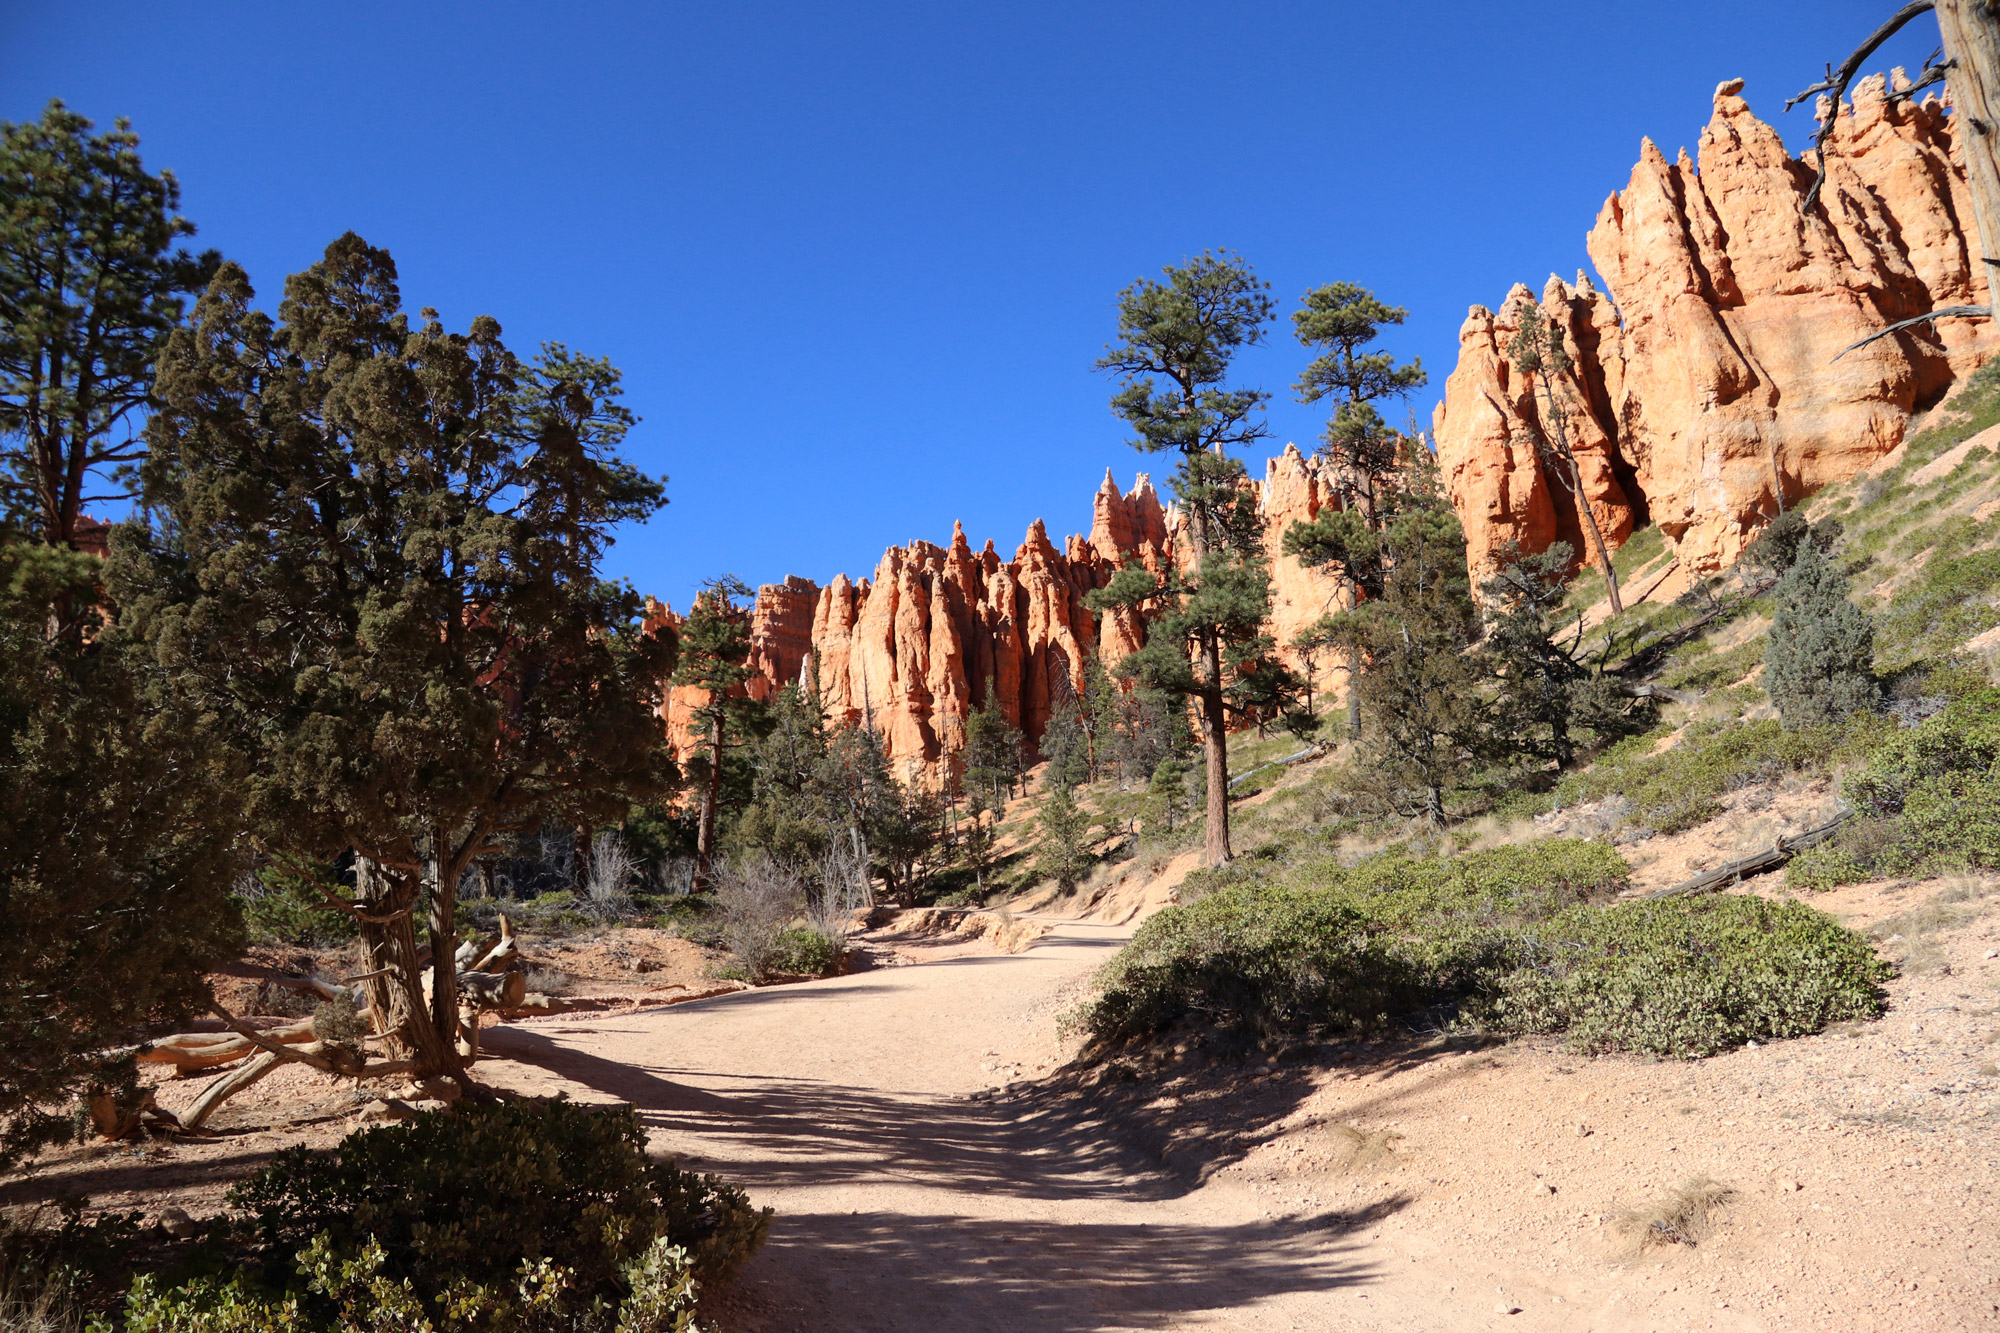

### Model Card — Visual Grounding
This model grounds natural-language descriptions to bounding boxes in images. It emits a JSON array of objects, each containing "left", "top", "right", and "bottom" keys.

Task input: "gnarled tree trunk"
[
  {"left": 354, "top": 855, "right": 456, "bottom": 1076},
  {"left": 1939, "top": 1, "right": 2000, "bottom": 271}
]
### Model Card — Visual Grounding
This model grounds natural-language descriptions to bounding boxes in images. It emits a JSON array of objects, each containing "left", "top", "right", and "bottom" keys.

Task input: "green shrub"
[
  {"left": 105, "top": 1231, "right": 702, "bottom": 1332},
  {"left": 1080, "top": 887, "right": 1423, "bottom": 1045},
  {"left": 1765, "top": 541, "right": 1877, "bottom": 729},
  {"left": 1077, "top": 836, "right": 1885, "bottom": 1059},
  {"left": 1482, "top": 896, "right": 1890, "bottom": 1058},
  {"left": 769, "top": 927, "right": 840, "bottom": 977},
  {"left": 226, "top": 1099, "right": 768, "bottom": 1323},
  {"left": 1819, "top": 689, "right": 2000, "bottom": 878},
  {"left": 1784, "top": 838, "right": 1871, "bottom": 892},
  {"left": 1551, "top": 715, "right": 1889, "bottom": 835}
]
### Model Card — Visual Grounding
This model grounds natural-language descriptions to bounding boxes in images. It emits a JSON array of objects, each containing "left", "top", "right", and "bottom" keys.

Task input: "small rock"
[
  {"left": 1986, "top": 950, "right": 1998, "bottom": 959},
  {"left": 1495, "top": 1303, "right": 1522, "bottom": 1315},
  {"left": 156, "top": 1207, "right": 198, "bottom": 1239},
  {"left": 357, "top": 1098, "right": 398, "bottom": 1123},
  {"left": 1577, "top": 1123, "right": 1593, "bottom": 1137},
  {"left": 1531, "top": 1182, "right": 1556, "bottom": 1196}
]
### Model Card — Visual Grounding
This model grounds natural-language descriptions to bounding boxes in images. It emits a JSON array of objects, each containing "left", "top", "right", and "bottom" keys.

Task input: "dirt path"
[
  {"left": 482, "top": 920, "right": 1384, "bottom": 1332},
  {"left": 480, "top": 908, "right": 2000, "bottom": 1333}
]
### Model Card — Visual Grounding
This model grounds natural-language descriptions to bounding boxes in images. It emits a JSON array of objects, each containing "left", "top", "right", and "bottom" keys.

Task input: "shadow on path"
[{"left": 723, "top": 1199, "right": 1408, "bottom": 1333}]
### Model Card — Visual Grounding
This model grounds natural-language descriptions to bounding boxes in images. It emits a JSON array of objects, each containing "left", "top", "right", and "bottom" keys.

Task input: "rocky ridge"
[
  {"left": 652, "top": 448, "right": 1345, "bottom": 781},
  {"left": 1435, "top": 74, "right": 2000, "bottom": 576}
]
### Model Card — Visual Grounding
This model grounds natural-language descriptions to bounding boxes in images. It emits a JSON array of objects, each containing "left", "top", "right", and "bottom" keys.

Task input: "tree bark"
[
  {"left": 1198, "top": 643, "right": 1232, "bottom": 868},
  {"left": 693, "top": 712, "right": 723, "bottom": 892},
  {"left": 354, "top": 855, "right": 455, "bottom": 1076},
  {"left": 1570, "top": 457, "right": 1626, "bottom": 618},
  {"left": 1939, "top": 1, "right": 2000, "bottom": 275}
]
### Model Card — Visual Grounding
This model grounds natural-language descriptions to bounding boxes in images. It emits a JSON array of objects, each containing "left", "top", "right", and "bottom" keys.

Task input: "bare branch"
[
  {"left": 1788, "top": 0, "right": 1938, "bottom": 211},
  {"left": 1833, "top": 303, "right": 1992, "bottom": 359},
  {"left": 1886, "top": 47, "right": 1952, "bottom": 104}
]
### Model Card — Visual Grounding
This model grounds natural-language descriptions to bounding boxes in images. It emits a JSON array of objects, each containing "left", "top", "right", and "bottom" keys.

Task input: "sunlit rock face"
[
  {"left": 655, "top": 463, "right": 1348, "bottom": 783},
  {"left": 1436, "top": 75, "right": 1999, "bottom": 578}
]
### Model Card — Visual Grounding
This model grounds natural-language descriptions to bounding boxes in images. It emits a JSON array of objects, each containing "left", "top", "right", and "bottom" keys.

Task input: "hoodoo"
[
  {"left": 1436, "top": 74, "right": 2000, "bottom": 577},
  {"left": 656, "top": 453, "right": 1348, "bottom": 782}
]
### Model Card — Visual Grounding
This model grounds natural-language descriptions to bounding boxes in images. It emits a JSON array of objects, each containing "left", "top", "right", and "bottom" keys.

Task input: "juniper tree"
[
  {"left": 673, "top": 576, "right": 765, "bottom": 893},
  {"left": 0, "top": 542, "right": 243, "bottom": 1160},
  {"left": 1508, "top": 302, "right": 1624, "bottom": 616},
  {"left": 1089, "top": 250, "right": 1300, "bottom": 867},
  {"left": 0, "top": 102, "right": 219, "bottom": 552},
  {"left": 1031, "top": 707, "right": 1094, "bottom": 893},
  {"left": 1766, "top": 538, "right": 1878, "bottom": 729},
  {"left": 113, "top": 237, "right": 675, "bottom": 1076}
]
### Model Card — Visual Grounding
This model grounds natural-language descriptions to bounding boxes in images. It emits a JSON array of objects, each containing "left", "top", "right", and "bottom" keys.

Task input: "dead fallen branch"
[
  {"left": 135, "top": 1018, "right": 320, "bottom": 1073},
  {"left": 1642, "top": 811, "right": 1853, "bottom": 899}
]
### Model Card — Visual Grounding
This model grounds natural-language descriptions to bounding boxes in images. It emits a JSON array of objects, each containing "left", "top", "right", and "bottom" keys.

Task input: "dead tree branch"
[
  {"left": 1641, "top": 811, "right": 1852, "bottom": 899},
  {"left": 1833, "top": 303, "right": 1993, "bottom": 359},
  {"left": 1789, "top": 0, "right": 1939, "bottom": 210},
  {"left": 1887, "top": 45, "right": 1953, "bottom": 102}
]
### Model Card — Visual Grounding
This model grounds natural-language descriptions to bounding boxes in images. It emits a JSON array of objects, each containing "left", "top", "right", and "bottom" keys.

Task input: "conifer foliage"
[
  {"left": 1088, "top": 251, "right": 1301, "bottom": 867},
  {"left": 114, "top": 236, "right": 676, "bottom": 1076},
  {"left": 1766, "top": 535, "right": 1879, "bottom": 729},
  {"left": 0, "top": 101, "right": 219, "bottom": 549},
  {"left": 673, "top": 576, "right": 766, "bottom": 892}
]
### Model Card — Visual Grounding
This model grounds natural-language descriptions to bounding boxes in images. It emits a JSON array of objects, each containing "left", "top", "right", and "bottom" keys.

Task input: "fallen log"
[
  {"left": 1642, "top": 811, "right": 1853, "bottom": 899},
  {"left": 135, "top": 1018, "right": 319, "bottom": 1072},
  {"left": 1227, "top": 744, "right": 1328, "bottom": 792}
]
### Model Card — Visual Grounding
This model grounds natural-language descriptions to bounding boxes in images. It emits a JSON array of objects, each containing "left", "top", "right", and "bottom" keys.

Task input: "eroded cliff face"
[
  {"left": 1437, "top": 75, "right": 2000, "bottom": 576},
  {"left": 655, "top": 453, "right": 1349, "bottom": 782}
]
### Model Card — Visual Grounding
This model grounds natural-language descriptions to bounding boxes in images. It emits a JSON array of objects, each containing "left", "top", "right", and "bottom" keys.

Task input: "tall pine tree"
[
  {"left": 1088, "top": 251, "right": 1298, "bottom": 867},
  {"left": 0, "top": 102, "right": 219, "bottom": 553},
  {"left": 673, "top": 576, "right": 765, "bottom": 892}
]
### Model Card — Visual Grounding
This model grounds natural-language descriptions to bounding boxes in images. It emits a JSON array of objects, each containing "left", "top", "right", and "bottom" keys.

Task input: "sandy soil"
[
  {"left": 10, "top": 866, "right": 1999, "bottom": 1330},
  {"left": 475, "top": 868, "right": 1998, "bottom": 1333}
]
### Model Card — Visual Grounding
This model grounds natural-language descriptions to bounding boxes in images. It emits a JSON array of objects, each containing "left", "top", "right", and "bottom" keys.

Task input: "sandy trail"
[
  {"left": 482, "top": 920, "right": 1408, "bottom": 1332},
  {"left": 479, "top": 904, "right": 2000, "bottom": 1333}
]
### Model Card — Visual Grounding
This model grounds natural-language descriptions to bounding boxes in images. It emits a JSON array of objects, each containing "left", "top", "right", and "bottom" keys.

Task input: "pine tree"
[
  {"left": 1287, "top": 283, "right": 1426, "bottom": 735},
  {"left": 1345, "top": 479, "right": 1487, "bottom": 828},
  {"left": 961, "top": 683, "right": 1024, "bottom": 819},
  {"left": 1482, "top": 542, "right": 1644, "bottom": 770},
  {"left": 1040, "top": 696, "right": 1091, "bottom": 795},
  {"left": 1766, "top": 538, "right": 1878, "bottom": 729},
  {"left": 1089, "top": 250, "right": 1300, "bottom": 867},
  {"left": 0, "top": 102, "right": 219, "bottom": 552},
  {"left": 115, "top": 237, "right": 675, "bottom": 1077},
  {"left": 673, "top": 576, "right": 766, "bottom": 892}
]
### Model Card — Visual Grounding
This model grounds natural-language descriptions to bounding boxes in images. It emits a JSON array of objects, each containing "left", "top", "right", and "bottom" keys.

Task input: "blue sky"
[{"left": 1, "top": 1, "right": 1946, "bottom": 610}]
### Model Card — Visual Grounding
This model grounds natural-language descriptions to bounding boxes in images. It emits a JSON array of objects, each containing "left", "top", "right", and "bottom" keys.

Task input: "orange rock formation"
[
  {"left": 655, "top": 455, "right": 1349, "bottom": 782},
  {"left": 1436, "top": 75, "right": 2000, "bottom": 576}
]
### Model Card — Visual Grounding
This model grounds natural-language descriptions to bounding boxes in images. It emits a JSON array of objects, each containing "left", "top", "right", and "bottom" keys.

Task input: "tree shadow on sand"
[{"left": 715, "top": 1198, "right": 1410, "bottom": 1333}]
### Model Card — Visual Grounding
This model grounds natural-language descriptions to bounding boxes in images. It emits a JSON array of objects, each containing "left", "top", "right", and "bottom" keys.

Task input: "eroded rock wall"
[
  {"left": 656, "top": 454, "right": 1349, "bottom": 783},
  {"left": 1437, "top": 75, "right": 1999, "bottom": 576}
]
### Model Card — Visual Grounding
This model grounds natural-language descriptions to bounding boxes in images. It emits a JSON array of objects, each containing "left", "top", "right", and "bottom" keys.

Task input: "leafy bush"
[
  {"left": 769, "top": 927, "right": 840, "bottom": 977},
  {"left": 221, "top": 1099, "right": 767, "bottom": 1325},
  {"left": 107, "top": 1232, "right": 701, "bottom": 1332},
  {"left": 1077, "top": 837, "right": 1885, "bottom": 1059},
  {"left": 1482, "top": 896, "right": 1889, "bottom": 1057},
  {"left": 1793, "top": 689, "right": 2000, "bottom": 888},
  {"left": 1081, "top": 887, "right": 1422, "bottom": 1046}
]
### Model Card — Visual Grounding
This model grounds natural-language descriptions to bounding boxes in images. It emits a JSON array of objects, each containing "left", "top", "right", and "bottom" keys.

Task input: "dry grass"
[
  {"left": 1327, "top": 1124, "right": 1404, "bottom": 1175},
  {"left": 1612, "top": 1175, "right": 1736, "bottom": 1251},
  {"left": 1871, "top": 875, "right": 2000, "bottom": 973}
]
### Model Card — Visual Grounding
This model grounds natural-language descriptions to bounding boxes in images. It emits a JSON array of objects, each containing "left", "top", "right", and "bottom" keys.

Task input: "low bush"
[
  {"left": 769, "top": 927, "right": 840, "bottom": 977},
  {"left": 1080, "top": 886, "right": 1422, "bottom": 1046},
  {"left": 70, "top": 1099, "right": 772, "bottom": 1332},
  {"left": 1075, "top": 837, "right": 1886, "bottom": 1059},
  {"left": 1792, "top": 689, "right": 2000, "bottom": 889},
  {"left": 1481, "top": 896, "right": 1890, "bottom": 1057},
  {"left": 1551, "top": 714, "right": 1890, "bottom": 836}
]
